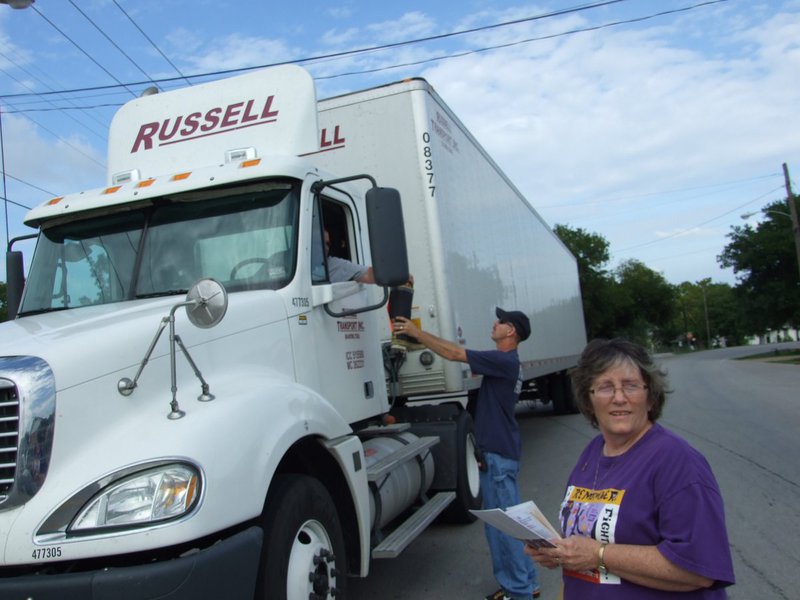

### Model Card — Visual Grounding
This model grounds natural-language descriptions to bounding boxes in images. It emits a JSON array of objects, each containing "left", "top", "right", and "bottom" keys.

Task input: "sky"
[{"left": 0, "top": 0, "right": 798, "bottom": 286}]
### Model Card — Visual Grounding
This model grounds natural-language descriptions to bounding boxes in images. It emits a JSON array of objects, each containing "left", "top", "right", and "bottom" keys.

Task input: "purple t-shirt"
[
  {"left": 559, "top": 423, "right": 735, "bottom": 599},
  {"left": 466, "top": 348, "right": 523, "bottom": 461}
]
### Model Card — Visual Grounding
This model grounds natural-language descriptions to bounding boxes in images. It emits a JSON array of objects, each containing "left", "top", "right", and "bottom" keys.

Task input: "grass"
[{"left": 737, "top": 349, "right": 800, "bottom": 365}]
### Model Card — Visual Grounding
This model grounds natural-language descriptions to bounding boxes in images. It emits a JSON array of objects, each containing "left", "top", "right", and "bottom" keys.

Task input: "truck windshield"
[{"left": 19, "top": 181, "right": 299, "bottom": 314}]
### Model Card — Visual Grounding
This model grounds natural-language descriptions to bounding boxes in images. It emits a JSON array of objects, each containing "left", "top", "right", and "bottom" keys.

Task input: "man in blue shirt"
[{"left": 395, "top": 307, "right": 540, "bottom": 600}]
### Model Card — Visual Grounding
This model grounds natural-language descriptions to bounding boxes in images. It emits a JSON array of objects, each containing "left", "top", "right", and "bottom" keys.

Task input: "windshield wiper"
[
  {"left": 16, "top": 306, "right": 72, "bottom": 317},
  {"left": 135, "top": 289, "right": 190, "bottom": 299}
]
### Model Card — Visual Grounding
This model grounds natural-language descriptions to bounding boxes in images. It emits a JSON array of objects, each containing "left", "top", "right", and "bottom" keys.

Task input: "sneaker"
[{"left": 484, "top": 589, "right": 541, "bottom": 600}]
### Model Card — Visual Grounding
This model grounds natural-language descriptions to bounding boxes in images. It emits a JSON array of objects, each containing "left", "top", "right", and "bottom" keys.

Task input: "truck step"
[
  {"left": 372, "top": 491, "right": 455, "bottom": 559},
  {"left": 366, "top": 435, "right": 439, "bottom": 482}
]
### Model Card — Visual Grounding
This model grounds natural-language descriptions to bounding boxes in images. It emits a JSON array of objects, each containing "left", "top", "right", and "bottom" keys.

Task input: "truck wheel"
[
  {"left": 551, "top": 372, "right": 567, "bottom": 414},
  {"left": 562, "top": 374, "right": 579, "bottom": 414},
  {"left": 256, "top": 475, "right": 347, "bottom": 600},
  {"left": 442, "top": 409, "right": 482, "bottom": 523}
]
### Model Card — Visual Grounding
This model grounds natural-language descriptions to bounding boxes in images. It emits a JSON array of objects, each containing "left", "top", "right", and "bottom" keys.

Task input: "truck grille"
[{"left": 0, "top": 380, "right": 20, "bottom": 501}]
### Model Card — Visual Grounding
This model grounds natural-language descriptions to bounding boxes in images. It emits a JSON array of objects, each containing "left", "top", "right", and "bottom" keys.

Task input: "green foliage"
[
  {"left": 614, "top": 259, "right": 677, "bottom": 347},
  {"left": 554, "top": 225, "right": 678, "bottom": 347},
  {"left": 554, "top": 224, "right": 617, "bottom": 339},
  {"left": 554, "top": 224, "right": 748, "bottom": 350},
  {"left": 719, "top": 198, "right": 800, "bottom": 332},
  {"left": 672, "top": 280, "right": 742, "bottom": 348}
]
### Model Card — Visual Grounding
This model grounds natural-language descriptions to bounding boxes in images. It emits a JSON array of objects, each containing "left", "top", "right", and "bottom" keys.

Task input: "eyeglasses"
[{"left": 590, "top": 382, "right": 648, "bottom": 400}]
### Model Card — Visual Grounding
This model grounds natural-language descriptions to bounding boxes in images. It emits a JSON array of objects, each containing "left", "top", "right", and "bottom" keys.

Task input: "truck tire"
[
  {"left": 551, "top": 372, "right": 568, "bottom": 414},
  {"left": 562, "top": 374, "right": 579, "bottom": 414},
  {"left": 441, "top": 409, "right": 482, "bottom": 523},
  {"left": 256, "top": 474, "right": 347, "bottom": 600}
]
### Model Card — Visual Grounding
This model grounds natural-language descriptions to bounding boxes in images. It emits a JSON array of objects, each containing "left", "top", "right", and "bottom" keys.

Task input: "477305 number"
[{"left": 32, "top": 546, "right": 62, "bottom": 560}]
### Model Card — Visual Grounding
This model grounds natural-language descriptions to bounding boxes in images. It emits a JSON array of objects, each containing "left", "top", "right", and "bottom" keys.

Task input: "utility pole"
[
  {"left": 782, "top": 162, "right": 800, "bottom": 281},
  {"left": 700, "top": 281, "right": 711, "bottom": 349}
]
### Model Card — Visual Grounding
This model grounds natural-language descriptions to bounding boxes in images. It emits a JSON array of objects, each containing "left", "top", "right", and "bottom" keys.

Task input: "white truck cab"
[{"left": 1, "top": 64, "right": 584, "bottom": 599}]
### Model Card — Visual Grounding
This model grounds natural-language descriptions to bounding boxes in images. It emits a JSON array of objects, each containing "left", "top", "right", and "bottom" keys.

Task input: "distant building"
[{"left": 747, "top": 326, "right": 799, "bottom": 345}]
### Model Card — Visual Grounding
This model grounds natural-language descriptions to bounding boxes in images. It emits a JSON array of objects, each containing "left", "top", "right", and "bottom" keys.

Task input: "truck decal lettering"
[
  {"left": 200, "top": 107, "right": 222, "bottom": 132},
  {"left": 292, "top": 297, "right": 310, "bottom": 308},
  {"left": 241, "top": 99, "right": 260, "bottom": 124},
  {"left": 260, "top": 95, "right": 279, "bottom": 119},
  {"left": 130, "top": 96, "right": 279, "bottom": 153},
  {"left": 159, "top": 117, "right": 183, "bottom": 142},
  {"left": 32, "top": 546, "right": 62, "bottom": 560},
  {"left": 320, "top": 125, "right": 346, "bottom": 149},
  {"left": 181, "top": 112, "right": 202, "bottom": 136},
  {"left": 131, "top": 122, "right": 160, "bottom": 152},
  {"left": 346, "top": 350, "right": 365, "bottom": 370},
  {"left": 221, "top": 102, "right": 244, "bottom": 128},
  {"left": 337, "top": 320, "right": 365, "bottom": 332}
]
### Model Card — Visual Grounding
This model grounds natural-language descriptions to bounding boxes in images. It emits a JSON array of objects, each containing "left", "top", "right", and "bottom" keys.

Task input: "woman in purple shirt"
[{"left": 526, "top": 338, "right": 735, "bottom": 599}]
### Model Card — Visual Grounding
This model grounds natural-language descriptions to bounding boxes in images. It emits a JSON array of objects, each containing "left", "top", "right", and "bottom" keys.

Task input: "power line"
[
  {"left": 0, "top": 58, "right": 106, "bottom": 141},
  {"left": 30, "top": 3, "right": 139, "bottom": 99},
  {"left": 613, "top": 184, "right": 786, "bottom": 254},
  {"left": 0, "top": 171, "right": 54, "bottom": 200},
  {"left": 112, "top": 0, "right": 192, "bottom": 87},
  {"left": 0, "top": 0, "right": 727, "bottom": 103},
  {"left": 67, "top": 0, "right": 162, "bottom": 92},
  {"left": 315, "top": 0, "right": 732, "bottom": 81}
]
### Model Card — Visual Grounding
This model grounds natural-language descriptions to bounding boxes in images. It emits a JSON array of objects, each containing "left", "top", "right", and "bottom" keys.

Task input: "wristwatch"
[{"left": 598, "top": 543, "right": 608, "bottom": 576}]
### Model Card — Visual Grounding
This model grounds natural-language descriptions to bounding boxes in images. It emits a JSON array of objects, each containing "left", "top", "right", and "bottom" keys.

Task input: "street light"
[
  {"left": 741, "top": 210, "right": 791, "bottom": 220},
  {"left": 0, "top": 1, "right": 35, "bottom": 8}
]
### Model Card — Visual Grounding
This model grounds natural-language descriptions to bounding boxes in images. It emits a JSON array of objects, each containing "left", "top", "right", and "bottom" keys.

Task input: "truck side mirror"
[
  {"left": 5, "top": 250, "right": 25, "bottom": 320},
  {"left": 366, "top": 187, "right": 409, "bottom": 287}
]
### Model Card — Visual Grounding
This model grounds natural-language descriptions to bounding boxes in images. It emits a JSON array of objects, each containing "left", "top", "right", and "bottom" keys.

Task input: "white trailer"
[
  {"left": 0, "top": 65, "right": 585, "bottom": 600},
  {"left": 313, "top": 79, "right": 586, "bottom": 410}
]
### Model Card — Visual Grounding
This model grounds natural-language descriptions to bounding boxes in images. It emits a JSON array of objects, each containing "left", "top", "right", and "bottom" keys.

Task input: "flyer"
[{"left": 470, "top": 500, "right": 561, "bottom": 548}]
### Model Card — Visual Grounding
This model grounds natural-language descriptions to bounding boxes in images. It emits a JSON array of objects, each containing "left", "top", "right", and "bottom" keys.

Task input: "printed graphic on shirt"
[{"left": 560, "top": 485, "right": 623, "bottom": 585}]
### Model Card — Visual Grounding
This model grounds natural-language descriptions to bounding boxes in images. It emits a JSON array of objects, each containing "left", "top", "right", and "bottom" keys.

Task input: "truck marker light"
[
  {"left": 46, "top": 197, "right": 64, "bottom": 205},
  {"left": 136, "top": 178, "right": 156, "bottom": 188},
  {"left": 241, "top": 158, "right": 261, "bottom": 168},
  {"left": 102, "top": 186, "right": 122, "bottom": 195},
  {"left": 111, "top": 169, "right": 141, "bottom": 185},
  {"left": 172, "top": 172, "right": 191, "bottom": 181}
]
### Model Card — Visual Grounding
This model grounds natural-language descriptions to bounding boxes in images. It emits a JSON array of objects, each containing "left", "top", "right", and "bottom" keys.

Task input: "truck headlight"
[{"left": 69, "top": 464, "right": 200, "bottom": 532}]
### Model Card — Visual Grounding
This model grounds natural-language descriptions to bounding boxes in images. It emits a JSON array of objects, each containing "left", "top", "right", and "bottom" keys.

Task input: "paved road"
[{"left": 348, "top": 342, "right": 800, "bottom": 599}]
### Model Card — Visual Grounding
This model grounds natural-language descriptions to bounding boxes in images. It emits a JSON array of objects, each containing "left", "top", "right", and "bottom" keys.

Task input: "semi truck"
[{"left": 0, "top": 65, "right": 586, "bottom": 599}]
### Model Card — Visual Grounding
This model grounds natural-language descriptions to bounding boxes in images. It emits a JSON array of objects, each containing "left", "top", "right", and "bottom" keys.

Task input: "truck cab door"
[{"left": 303, "top": 194, "right": 389, "bottom": 423}]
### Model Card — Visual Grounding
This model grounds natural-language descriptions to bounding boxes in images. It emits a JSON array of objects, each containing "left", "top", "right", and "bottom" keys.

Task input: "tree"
[
  {"left": 718, "top": 199, "right": 800, "bottom": 333},
  {"left": 554, "top": 224, "right": 618, "bottom": 339},
  {"left": 613, "top": 259, "right": 677, "bottom": 347},
  {"left": 673, "top": 280, "right": 743, "bottom": 348}
]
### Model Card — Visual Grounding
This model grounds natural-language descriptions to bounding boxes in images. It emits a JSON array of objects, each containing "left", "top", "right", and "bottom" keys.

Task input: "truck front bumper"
[{"left": 0, "top": 526, "right": 262, "bottom": 600}]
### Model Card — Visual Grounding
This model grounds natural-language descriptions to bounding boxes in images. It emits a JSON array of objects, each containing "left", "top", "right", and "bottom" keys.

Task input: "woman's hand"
[
  {"left": 526, "top": 536, "right": 602, "bottom": 572},
  {"left": 525, "top": 544, "right": 563, "bottom": 570}
]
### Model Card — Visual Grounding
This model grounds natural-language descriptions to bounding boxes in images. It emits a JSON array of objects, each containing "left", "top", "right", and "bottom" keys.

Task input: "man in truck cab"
[
  {"left": 394, "top": 308, "right": 541, "bottom": 600},
  {"left": 324, "top": 229, "right": 376, "bottom": 283},
  {"left": 323, "top": 229, "right": 414, "bottom": 286}
]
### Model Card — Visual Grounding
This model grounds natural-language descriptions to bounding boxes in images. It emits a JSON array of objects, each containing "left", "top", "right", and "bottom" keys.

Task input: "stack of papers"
[{"left": 470, "top": 500, "right": 561, "bottom": 549}]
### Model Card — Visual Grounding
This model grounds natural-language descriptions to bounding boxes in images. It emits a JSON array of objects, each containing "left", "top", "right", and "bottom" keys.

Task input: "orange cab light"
[
  {"left": 172, "top": 172, "right": 191, "bottom": 181},
  {"left": 136, "top": 178, "right": 156, "bottom": 188},
  {"left": 241, "top": 158, "right": 262, "bottom": 168},
  {"left": 103, "top": 186, "right": 122, "bottom": 195},
  {"left": 46, "top": 197, "right": 64, "bottom": 206}
]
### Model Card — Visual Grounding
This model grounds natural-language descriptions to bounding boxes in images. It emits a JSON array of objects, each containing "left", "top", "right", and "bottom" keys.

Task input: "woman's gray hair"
[{"left": 570, "top": 338, "right": 669, "bottom": 428}]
